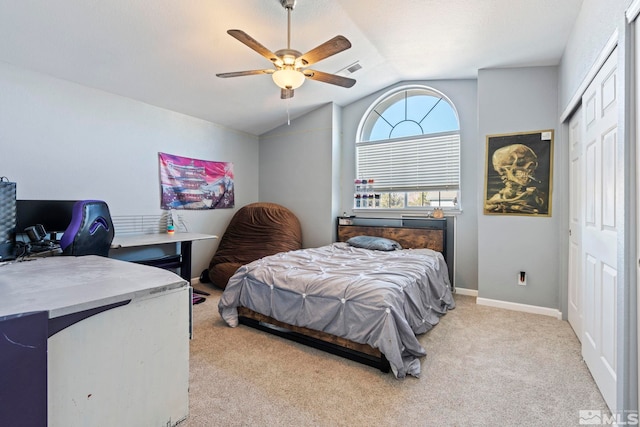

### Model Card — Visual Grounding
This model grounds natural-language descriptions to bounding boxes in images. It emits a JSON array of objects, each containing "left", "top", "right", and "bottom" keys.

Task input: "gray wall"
[
  {"left": 477, "top": 66, "right": 561, "bottom": 309},
  {"left": 0, "top": 61, "right": 260, "bottom": 276},
  {"left": 560, "top": 0, "right": 632, "bottom": 109},
  {"left": 340, "top": 80, "right": 479, "bottom": 291},
  {"left": 258, "top": 103, "right": 338, "bottom": 248}
]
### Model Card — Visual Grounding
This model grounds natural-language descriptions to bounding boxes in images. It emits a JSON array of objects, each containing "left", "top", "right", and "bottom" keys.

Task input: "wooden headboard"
[{"left": 337, "top": 224, "right": 445, "bottom": 254}]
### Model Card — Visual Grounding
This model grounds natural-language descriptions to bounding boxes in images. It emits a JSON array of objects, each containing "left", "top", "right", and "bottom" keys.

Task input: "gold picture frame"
[{"left": 483, "top": 129, "right": 553, "bottom": 217}]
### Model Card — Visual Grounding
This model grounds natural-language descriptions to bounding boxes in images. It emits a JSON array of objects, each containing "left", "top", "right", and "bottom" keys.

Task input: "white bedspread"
[{"left": 218, "top": 243, "right": 455, "bottom": 378}]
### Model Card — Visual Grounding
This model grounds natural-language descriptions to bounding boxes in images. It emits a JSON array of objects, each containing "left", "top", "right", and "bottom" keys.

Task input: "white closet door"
[
  {"left": 636, "top": 17, "right": 640, "bottom": 415},
  {"left": 581, "top": 47, "right": 618, "bottom": 413},
  {"left": 568, "top": 107, "right": 583, "bottom": 340}
]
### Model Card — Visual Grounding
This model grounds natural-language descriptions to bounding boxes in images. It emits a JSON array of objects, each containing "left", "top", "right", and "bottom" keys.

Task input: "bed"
[{"left": 218, "top": 224, "right": 455, "bottom": 378}]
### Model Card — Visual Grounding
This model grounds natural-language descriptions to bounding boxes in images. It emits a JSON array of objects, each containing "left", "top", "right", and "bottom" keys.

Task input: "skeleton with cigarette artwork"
[{"left": 484, "top": 143, "right": 546, "bottom": 214}]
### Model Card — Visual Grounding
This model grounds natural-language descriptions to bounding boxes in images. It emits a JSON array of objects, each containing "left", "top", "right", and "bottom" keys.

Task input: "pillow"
[{"left": 346, "top": 235, "right": 403, "bottom": 251}]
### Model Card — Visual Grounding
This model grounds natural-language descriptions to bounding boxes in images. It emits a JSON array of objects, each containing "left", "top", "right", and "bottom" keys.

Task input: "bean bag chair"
[{"left": 208, "top": 202, "right": 302, "bottom": 289}]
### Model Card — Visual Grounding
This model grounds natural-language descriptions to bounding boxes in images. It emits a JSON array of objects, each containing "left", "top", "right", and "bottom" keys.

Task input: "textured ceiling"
[{"left": 0, "top": 0, "right": 583, "bottom": 135}]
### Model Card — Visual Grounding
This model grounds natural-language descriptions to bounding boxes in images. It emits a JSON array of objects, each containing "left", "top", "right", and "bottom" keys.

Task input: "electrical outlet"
[{"left": 518, "top": 271, "right": 527, "bottom": 286}]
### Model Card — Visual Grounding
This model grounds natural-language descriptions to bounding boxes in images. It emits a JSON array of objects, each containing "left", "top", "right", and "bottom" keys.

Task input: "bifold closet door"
[
  {"left": 580, "top": 47, "right": 619, "bottom": 413},
  {"left": 568, "top": 105, "right": 583, "bottom": 341}
]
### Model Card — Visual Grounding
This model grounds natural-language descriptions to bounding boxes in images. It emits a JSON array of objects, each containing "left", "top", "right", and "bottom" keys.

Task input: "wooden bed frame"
[{"left": 237, "top": 222, "right": 447, "bottom": 373}]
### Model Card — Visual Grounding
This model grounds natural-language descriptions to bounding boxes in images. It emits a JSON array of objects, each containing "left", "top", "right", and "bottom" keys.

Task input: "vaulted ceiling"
[{"left": 0, "top": 0, "right": 583, "bottom": 135}]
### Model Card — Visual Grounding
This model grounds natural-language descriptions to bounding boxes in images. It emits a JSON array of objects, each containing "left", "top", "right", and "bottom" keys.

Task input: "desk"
[
  {"left": 0, "top": 256, "right": 190, "bottom": 426},
  {"left": 111, "top": 232, "right": 217, "bottom": 288}
]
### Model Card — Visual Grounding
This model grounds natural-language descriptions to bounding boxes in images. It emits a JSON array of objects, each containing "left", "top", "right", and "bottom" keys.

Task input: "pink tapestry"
[{"left": 159, "top": 152, "right": 234, "bottom": 210}]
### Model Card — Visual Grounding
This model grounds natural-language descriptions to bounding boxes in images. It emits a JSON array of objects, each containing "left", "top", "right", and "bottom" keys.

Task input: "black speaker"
[{"left": 0, "top": 178, "right": 17, "bottom": 261}]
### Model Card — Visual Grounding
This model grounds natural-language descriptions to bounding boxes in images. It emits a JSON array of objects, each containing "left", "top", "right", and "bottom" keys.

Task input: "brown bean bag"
[{"left": 208, "top": 202, "right": 302, "bottom": 289}]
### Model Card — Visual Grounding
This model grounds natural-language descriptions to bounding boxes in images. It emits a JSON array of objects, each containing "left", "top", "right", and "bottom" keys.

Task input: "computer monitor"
[{"left": 15, "top": 200, "right": 77, "bottom": 238}]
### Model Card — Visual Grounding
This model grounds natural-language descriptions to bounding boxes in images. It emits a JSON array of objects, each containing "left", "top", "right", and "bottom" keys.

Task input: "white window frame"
[{"left": 354, "top": 85, "right": 461, "bottom": 212}]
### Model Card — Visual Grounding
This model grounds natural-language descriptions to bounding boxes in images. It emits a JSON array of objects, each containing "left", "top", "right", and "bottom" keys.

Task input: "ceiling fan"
[{"left": 216, "top": 0, "right": 356, "bottom": 99}]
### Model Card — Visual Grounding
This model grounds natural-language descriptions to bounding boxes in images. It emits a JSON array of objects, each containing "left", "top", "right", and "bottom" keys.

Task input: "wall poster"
[
  {"left": 159, "top": 152, "right": 234, "bottom": 210},
  {"left": 483, "top": 130, "right": 553, "bottom": 217}
]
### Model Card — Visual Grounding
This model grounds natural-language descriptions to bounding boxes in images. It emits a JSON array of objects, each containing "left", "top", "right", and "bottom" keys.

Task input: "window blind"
[{"left": 356, "top": 132, "right": 460, "bottom": 192}]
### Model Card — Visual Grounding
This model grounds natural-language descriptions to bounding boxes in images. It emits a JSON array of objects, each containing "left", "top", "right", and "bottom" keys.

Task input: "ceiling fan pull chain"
[{"left": 286, "top": 98, "right": 291, "bottom": 125}]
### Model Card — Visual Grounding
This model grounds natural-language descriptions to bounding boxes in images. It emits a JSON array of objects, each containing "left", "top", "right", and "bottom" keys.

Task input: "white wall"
[
  {"left": 340, "top": 80, "right": 479, "bottom": 291},
  {"left": 477, "top": 66, "right": 560, "bottom": 309},
  {"left": 0, "top": 62, "right": 260, "bottom": 276},
  {"left": 258, "top": 103, "right": 337, "bottom": 248}
]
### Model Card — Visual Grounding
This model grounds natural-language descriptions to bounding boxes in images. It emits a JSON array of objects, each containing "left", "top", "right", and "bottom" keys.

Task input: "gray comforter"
[{"left": 218, "top": 243, "right": 455, "bottom": 378}]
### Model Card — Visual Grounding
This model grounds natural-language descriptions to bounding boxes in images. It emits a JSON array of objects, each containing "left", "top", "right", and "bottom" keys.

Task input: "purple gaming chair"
[{"left": 59, "top": 200, "right": 114, "bottom": 256}]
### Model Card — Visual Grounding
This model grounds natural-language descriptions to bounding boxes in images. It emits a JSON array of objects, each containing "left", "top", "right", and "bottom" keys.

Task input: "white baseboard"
[
  {"left": 454, "top": 287, "right": 478, "bottom": 297},
  {"left": 476, "top": 297, "right": 563, "bottom": 320}
]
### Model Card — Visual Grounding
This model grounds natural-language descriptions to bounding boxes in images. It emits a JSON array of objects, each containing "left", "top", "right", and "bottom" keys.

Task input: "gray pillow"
[{"left": 346, "top": 235, "right": 402, "bottom": 251}]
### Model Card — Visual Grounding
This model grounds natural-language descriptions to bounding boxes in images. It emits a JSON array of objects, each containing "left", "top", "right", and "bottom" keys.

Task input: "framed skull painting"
[{"left": 483, "top": 130, "right": 553, "bottom": 216}]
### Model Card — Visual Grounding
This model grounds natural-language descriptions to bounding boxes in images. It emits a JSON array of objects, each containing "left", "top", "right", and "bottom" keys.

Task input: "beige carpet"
[{"left": 183, "top": 287, "right": 608, "bottom": 426}]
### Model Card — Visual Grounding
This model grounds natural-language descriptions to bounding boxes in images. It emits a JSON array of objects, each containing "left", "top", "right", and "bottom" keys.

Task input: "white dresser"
[{"left": 0, "top": 255, "right": 190, "bottom": 427}]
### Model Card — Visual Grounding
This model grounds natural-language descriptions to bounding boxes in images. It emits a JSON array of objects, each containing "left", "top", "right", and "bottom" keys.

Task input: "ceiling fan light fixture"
[{"left": 272, "top": 68, "right": 305, "bottom": 89}]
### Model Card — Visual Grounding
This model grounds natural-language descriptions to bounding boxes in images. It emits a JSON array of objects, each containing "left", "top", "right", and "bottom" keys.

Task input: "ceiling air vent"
[{"left": 337, "top": 61, "right": 362, "bottom": 76}]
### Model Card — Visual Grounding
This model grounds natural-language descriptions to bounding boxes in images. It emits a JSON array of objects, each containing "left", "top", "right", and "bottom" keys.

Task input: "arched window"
[{"left": 355, "top": 86, "right": 460, "bottom": 209}]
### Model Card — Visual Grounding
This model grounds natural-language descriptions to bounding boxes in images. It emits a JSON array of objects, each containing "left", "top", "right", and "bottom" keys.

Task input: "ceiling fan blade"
[
  {"left": 216, "top": 69, "right": 274, "bottom": 78},
  {"left": 298, "top": 36, "right": 352, "bottom": 67},
  {"left": 303, "top": 69, "right": 356, "bottom": 88},
  {"left": 227, "top": 29, "right": 279, "bottom": 63},
  {"left": 281, "top": 88, "right": 294, "bottom": 99}
]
